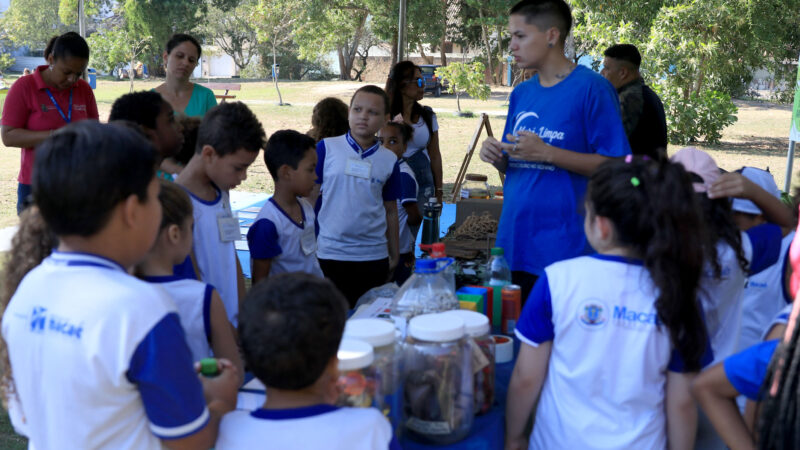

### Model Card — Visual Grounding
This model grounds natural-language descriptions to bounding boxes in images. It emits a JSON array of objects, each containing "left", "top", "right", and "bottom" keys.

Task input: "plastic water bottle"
[
  {"left": 430, "top": 242, "right": 456, "bottom": 294},
  {"left": 487, "top": 247, "right": 511, "bottom": 329},
  {"left": 391, "top": 259, "right": 459, "bottom": 337}
]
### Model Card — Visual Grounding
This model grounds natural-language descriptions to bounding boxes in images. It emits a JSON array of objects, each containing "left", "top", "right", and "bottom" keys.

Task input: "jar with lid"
[
  {"left": 343, "top": 319, "right": 398, "bottom": 416},
  {"left": 460, "top": 173, "right": 490, "bottom": 199},
  {"left": 403, "top": 313, "right": 473, "bottom": 444},
  {"left": 442, "top": 310, "right": 495, "bottom": 415},
  {"left": 335, "top": 339, "right": 377, "bottom": 408}
]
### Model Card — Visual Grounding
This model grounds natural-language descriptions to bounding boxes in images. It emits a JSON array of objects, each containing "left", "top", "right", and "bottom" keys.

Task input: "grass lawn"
[{"left": 0, "top": 76, "right": 794, "bottom": 229}]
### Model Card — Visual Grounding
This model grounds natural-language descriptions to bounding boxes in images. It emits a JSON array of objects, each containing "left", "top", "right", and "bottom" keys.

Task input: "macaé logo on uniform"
[{"left": 578, "top": 300, "right": 608, "bottom": 329}]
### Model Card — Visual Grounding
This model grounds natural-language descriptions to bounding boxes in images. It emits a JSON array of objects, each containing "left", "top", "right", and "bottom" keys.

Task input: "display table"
[{"left": 231, "top": 193, "right": 458, "bottom": 278}]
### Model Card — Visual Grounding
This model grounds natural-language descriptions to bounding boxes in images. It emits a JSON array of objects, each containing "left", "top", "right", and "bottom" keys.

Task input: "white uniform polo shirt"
[
  {"left": 215, "top": 404, "right": 400, "bottom": 449},
  {"left": 144, "top": 276, "right": 216, "bottom": 363},
  {"left": 699, "top": 224, "right": 782, "bottom": 364},
  {"left": 247, "top": 197, "right": 323, "bottom": 277},
  {"left": 516, "top": 254, "right": 712, "bottom": 449},
  {"left": 185, "top": 185, "right": 239, "bottom": 326},
  {"left": 2, "top": 252, "right": 208, "bottom": 449},
  {"left": 315, "top": 132, "right": 401, "bottom": 261},
  {"left": 396, "top": 159, "right": 418, "bottom": 254}
]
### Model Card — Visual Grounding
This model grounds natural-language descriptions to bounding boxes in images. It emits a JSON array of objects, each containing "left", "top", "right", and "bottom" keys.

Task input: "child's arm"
[
  {"left": 404, "top": 202, "right": 422, "bottom": 228},
  {"left": 251, "top": 259, "right": 273, "bottom": 285},
  {"left": 384, "top": 200, "right": 399, "bottom": 274},
  {"left": 665, "top": 371, "right": 698, "bottom": 450},
  {"left": 506, "top": 342, "right": 551, "bottom": 450},
  {"left": 691, "top": 364, "right": 754, "bottom": 450},
  {"left": 160, "top": 158, "right": 183, "bottom": 176},
  {"left": 209, "top": 289, "right": 244, "bottom": 381},
  {"left": 709, "top": 173, "right": 795, "bottom": 231}
]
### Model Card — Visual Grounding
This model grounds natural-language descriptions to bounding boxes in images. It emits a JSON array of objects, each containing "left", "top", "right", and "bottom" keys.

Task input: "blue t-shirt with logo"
[{"left": 496, "top": 66, "right": 631, "bottom": 276}]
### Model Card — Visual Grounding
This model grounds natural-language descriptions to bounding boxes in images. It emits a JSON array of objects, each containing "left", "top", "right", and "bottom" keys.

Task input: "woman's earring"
[
  {"left": 547, "top": 42, "right": 554, "bottom": 48},
  {"left": 48, "top": 65, "right": 53, "bottom": 71}
]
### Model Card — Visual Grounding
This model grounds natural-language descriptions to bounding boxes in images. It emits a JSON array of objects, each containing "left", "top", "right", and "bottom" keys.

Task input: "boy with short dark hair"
[
  {"left": 109, "top": 90, "right": 184, "bottom": 180},
  {"left": 2, "top": 121, "right": 239, "bottom": 449},
  {"left": 176, "top": 101, "right": 265, "bottom": 325},
  {"left": 215, "top": 272, "right": 399, "bottom": 449},
  {"left": 247, "top": 129, "right": 323, "bottom": 284},
  {"left": 311, "top": 85, "right": 401, "bottom": 307}
]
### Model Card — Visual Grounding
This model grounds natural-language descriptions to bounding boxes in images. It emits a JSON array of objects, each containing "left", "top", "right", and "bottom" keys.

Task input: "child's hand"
[
  {"left": 708, "top": 172, "right": 753, "bottom": 200},
  {"left": 479, "top": 137, "right": 505, "bottom": 164},
  {"left": 196, "top": 358, "right": 239, "bottom": 413}
]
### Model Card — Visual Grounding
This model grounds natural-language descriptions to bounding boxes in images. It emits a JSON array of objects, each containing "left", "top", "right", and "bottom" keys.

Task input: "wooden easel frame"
[{"left": 451, "top": 113, "right": 504, "bottom": 203}]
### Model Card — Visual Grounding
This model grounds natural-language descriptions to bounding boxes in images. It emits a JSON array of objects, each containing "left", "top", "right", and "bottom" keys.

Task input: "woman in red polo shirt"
[{"left": 1, "top": 32, "right": 98, "bottom": 214}]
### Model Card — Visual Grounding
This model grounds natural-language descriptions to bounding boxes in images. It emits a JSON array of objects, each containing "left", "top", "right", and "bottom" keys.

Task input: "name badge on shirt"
[
  {"left": 345, "top": 158, "right": 372, "bottom": 179},
  {"left": 217, "top": 212, "right": 240, "bottom": 242},
  {"left": 300, "top": 223, "right": 317, "bottom": 256}
]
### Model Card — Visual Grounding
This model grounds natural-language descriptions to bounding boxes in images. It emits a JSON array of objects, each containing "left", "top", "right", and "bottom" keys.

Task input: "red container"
[{"left": 501, "top": 284, "right": 521, "bottom": 334}]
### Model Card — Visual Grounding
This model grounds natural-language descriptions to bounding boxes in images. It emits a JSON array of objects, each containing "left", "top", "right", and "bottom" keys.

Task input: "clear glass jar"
[
  {"left": 403, "top": 313, "right": 473, "bottom": 445},
  {"left": 343, "top": 319, "right": 398, "bottom": 416},
  {"left": 442, "top": 310, "right": 495, "bottom": 415},
  {"left": 336, "top": 339, "right": 377, "bottom": 408},
  {"left": 461, "top": 173, "right": 490, "bottom": 199}
]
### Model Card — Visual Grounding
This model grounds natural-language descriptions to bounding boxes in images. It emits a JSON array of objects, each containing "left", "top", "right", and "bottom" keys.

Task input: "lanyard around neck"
[{"left": 44, "top": 88, "right": 73, "bottom": 124}]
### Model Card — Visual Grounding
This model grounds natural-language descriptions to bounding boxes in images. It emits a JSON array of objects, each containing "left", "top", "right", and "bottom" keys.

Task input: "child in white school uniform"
[
  {"left": 380, "top": 120, "right": 421, "bottom": 285},
  {"left": 729, "top": 167, "right": 795, "bottom": 352},
  {"left": 672, "top": 148, "right": 795, "bottom": 364},
  {"left": 176, "top": 102, "right": 266, "bottom": 326},
  {"left": 507, "top": 157, "right": 712, "bottom": 450},
  {"left": 311, "top": 85, "right": 401, "bottom": 308},
  {"left": 1, "top": 121, "right": 239, "bottom": 449},
  {"left": 247, "top": 130, "right": 323, "bottom": 285},
  {"left": 216, "top": 273, "right": 400, "bottom": 450},
  {"left": 137, "top": 179, "right": 244, "bottom": 376}
]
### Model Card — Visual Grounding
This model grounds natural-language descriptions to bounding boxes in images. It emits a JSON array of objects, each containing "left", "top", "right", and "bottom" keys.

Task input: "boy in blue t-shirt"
[
  {"left": 216, "top": 273, "right": 400, "bottom": 449},
  {"left": 176, "top": 102, "right": 266, "bottom": 325},
  {"left": 247, "top": 130, "right": 323, "bottom": 284},
  {"left": 1, "top": 121, "right": 239, "bottom": 449},
  {"left": 479, "top": 0, "right": 631, "bottom": 302}
]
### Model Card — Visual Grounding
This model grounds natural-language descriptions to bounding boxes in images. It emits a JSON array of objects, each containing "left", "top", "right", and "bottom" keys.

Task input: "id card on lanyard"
[
  {"left": 45, "top": 88, "right": 73, "bottom": 124},
  {"left": 217, "top": 196, "right": 240, "bottom": 242}
]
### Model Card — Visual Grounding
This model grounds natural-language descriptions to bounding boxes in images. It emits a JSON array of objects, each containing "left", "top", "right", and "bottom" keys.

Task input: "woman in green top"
[{"left": 155, "top": 34, "right": 217, "bottom": 118}]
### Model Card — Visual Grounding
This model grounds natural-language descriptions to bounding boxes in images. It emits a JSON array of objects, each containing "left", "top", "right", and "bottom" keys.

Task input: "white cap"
[
  {"left": 408, "top": 313, "right": 465, "bottom": 342},
  {"left": 732, "top": 167, "right": 781, "bottom": 215},
  {"left": 344, "top": 319, "right": 396, "bottom": 348},
  {"left": 337, "top": 338, "right": 374, "bottom": 371},
  {"left": 441, "top": 310, "right": 490, "bottom": 337}
]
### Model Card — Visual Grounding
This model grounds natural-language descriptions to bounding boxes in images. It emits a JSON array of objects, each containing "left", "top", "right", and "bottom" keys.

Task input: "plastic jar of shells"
[
  {"left": 336, "top": 339, "right": 377, "bottom": 408},
  {"left": 403, "top": 313, "right": 473, "bottom": 445},
  {"left": 442, "top": 310, "right": 495, "bottom": 415}
]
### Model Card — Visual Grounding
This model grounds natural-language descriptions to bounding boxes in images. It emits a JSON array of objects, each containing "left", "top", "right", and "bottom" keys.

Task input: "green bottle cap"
[
  {"left": 199, "top": 358, "right": 219, "bottom": 377},
  {"left": 491, "top": 247, "right": 504, "bottom": 256}
]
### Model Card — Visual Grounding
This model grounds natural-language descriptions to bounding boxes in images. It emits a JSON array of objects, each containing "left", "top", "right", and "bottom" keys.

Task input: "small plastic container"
[
  {"left": 344, "top": 319, "right": 397, "bottom": 396},
  {"left": 442, "top": 310, "right": 495, "bottom": 415},
  {"left": 403, "top": 313, "right": 474, "bottom": 445},
  {"left": 461, "top": 174, "right": 490, "bottom": 199},
  {"left": 336, "top": 338, "right": 377, "bottom": 408}
]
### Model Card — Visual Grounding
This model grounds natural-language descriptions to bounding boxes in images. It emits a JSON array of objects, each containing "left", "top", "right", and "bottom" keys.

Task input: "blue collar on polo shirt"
[
  {"left": 50, "top": 251, "right": 127, "bottom": 272},
  {"left": 250, "top": 404, "right": 339, "bottom": 420},
  {"left": 345, "top": 131, "right": 380, "bottom": 159}
]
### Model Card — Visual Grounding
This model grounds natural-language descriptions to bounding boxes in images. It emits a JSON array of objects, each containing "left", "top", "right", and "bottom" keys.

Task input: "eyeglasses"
[{"left": 405, "top": 77, "right": 424, "bottom": 88}]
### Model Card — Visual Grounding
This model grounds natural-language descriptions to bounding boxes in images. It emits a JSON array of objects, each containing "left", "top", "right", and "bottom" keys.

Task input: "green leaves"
[{"left": 435, "top": 62, "right": 490, "bottom": 112}]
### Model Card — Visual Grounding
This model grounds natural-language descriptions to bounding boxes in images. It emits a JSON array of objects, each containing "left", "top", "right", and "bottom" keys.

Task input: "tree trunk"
[
  {"left": 456, "top": 91, "right": 461, "bottom": 113},
  {"left": 419, "top": 43, "right": 433, "bottom": 65},
  {"left": 273, "top": 41, "right": 283, "bottom": 105},
  {"left": 129, "top": 54, "right": 135, "bottom": 93},
  {"left": 496, "top": 24, "right": 505, "bottom": 85},
  {"left": 337, "top": 46, "right": 350, "bottom": 80},
  {"left": 478, "top": 8, "right": 495, "bottom": 85},
  {"left": 440, "top": 0, "right": 447, "bottom": 66},
  {"left": 694, "top": 55, "right": 707, "bottom": 95},
  {"left": 390, "top": 33, "right": 398, "bottom": 66}
]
